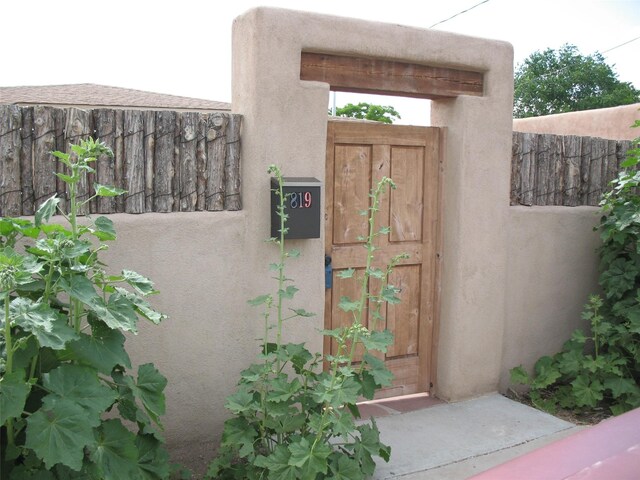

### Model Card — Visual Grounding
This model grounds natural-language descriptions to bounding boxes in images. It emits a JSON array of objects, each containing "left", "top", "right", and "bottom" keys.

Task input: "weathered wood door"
[{"left": 325, "top": 121, "right": 441, "bottom": 399}]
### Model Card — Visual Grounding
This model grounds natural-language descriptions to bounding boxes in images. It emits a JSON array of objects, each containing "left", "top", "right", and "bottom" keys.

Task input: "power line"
[
  {"left": 429, "top": 0, "right": 490, "bottom": 29},
  {"left": 602, "top": 35, "right": 640, "bottom": 54}
]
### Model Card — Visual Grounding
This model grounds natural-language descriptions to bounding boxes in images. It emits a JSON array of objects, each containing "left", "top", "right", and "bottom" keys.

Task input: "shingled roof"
[{"left": 0, "top": 84, "right": 231, "bottom": 112}]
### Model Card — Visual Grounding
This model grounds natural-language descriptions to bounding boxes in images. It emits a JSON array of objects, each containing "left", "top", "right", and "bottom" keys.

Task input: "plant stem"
[
  {"left": 67, "top": 170, "right": 84, "bottom": 333},
  {"left": 348, "top": 180, "right": 385, "bottom": 365},
  {"left": 4, "top": 294, "right": 16, "bottom": 446},
  {"left": 5, "top": 294, "right": 13, "bottom": 375}
]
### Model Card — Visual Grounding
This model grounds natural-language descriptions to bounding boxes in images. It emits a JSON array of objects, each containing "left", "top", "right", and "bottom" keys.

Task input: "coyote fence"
[
  {"left": 0, "top": 105, "right": 241, "bottom": 217},
  {"left": 511, "top": 132, "right": 635, "bottom": 207}
]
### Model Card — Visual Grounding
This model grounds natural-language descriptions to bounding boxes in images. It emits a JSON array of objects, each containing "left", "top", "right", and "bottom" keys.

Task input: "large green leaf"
[
  {"left": 0, "top": 247, "right": 42, "bottom": 290},
  {"left": 220, "top": 417, "right": 258, "bottom": 458},
  {"left": 358, "top": 370, "right": 378, "bottom": 400},
  {"left": 135, "top": 364, "right": 167, "bottom": 424},
  {"left": 114, "top": 287, "right": 165, "bottom": 325},
  {"left": 94, "top": 184, "right": 127, "bottom": 198},
  {"left": 43, "top": 364, "right": 117, "bottom": 419},
  {"left": 67, "top": 321, "right": 132, "bottom": 374},
  {"left": 92, "top": 216, "right": 117, "bottom": 241},
  {"left": 88, "top": 419, "right": 139, "bottom": 480},
  {"left": 279, "top": 285, "right": 299, "bottom": 300},
  {"left": 380, "top": 285, "right": 402, "bottom": 304},
  {"left": 509, "top": 366, "right": 530, "bottom": 385},
  {"left": 571, "top": 375, "right": 604, "bottom": 407},
  {"left": 531, "top": 356, "right": 562, "bottom": 389},
  {"left": 282, "top": 343, "right": 313, "bottom": 373},
  {"left": 25, "top": 398, "right": 96, "bottom": 471},
  {"left": 35, "top": 196, "right": 60, "bottom": 227},
  {"left": 0, "top": 370, "right": 31, "bottom": 424},
  {"left": 135, "top": 434, "right": 170, "bottom": 480},
  {"left": 363, "top": 353, "right": 394, "bottom": 388},
  {"left": 288, "top": 436, "right": 331, "bottom": 478},
  {"left": 10, "top": 298, "right": 77, "bottom": 350},
  {"left": 557, "top": 349, "right": 585, "bottom": 376},
  {"left": 225, "top": 385, "right": 256, "bottom": 414},
  {"left": 338, "top": 296, "right": 361, "bottom": 313},
  {"left": 332, "top": 376, "right": 362, "bottom": 406},
  {"left": 254, "top": 445, "right": 299, "bottom": 480},
  {"left": 330, "top": 455, "right": 365, "bottom": 480},
  {"left": 353, "top": 422, "right": 390, "bottom": 475},
  {"left": 600, "top": 258, "right": 639, "bottom": 299},
  {"left": 92, "top": 293, "right": 139, "bottom": 333},
  {"left": 8, "top": 465, "right": 55, "bottom": 479},
  {"left": 266, "top": 376, "right": 302, "bottom": 403},
  {"left": 59, "top": 240, "right": 92, "bottom": 261},
  {"left": 604, "top": 376, "right": 640, "bottom": 397},
  {"left": 111, "top": 371, "right": 158, "bottom": 438},
  {"left": 361, "top": 330, "right": 394, "bottom": 353},
  {"left": 121, "top": 270, "right": 156, "bottom": 296},
  {"left": 61, "top": 274, "right": 101, "bottom": 306}
]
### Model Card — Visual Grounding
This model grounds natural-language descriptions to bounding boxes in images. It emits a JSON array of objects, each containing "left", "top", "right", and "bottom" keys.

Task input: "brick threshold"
[{"left": 357, "top": 392, "right": 444, "bottom": 419}]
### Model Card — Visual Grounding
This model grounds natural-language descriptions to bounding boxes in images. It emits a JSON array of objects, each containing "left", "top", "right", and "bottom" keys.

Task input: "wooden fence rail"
[
  {"left": 511, "top": 132, "right": 635, "bottom": 206},
  {"left": 0, "top": 105, "right": 241, "bottom": 217}
]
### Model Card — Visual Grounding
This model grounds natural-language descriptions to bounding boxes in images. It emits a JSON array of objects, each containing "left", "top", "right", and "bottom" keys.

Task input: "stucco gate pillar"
[{"left": 232, "top": 7, "right": 514, "bottom": 401}]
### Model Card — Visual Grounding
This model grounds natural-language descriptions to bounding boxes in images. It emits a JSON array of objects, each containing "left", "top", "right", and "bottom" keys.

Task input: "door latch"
[{"left": 325, "top": 255, "right": 332, "bottom": 289}]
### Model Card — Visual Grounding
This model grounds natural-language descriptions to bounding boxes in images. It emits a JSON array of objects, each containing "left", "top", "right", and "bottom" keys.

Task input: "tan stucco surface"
[
  {"left": 501, "top": 207, "right": 601, "bottom": 390},
  {"left": 513, "top": 103, "right": 640, "bottom": 140}
]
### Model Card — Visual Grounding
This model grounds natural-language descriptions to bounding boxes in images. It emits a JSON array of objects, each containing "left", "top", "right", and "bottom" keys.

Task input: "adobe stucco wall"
[
  {"left": 100, "top": 212, "right": 263, "bottom": 470},
  {"left": 501, "top": 207, "right": 601, "bottom": 390},
  {"left": 513, "top": 103, "right": 640, "bottom": 140}
]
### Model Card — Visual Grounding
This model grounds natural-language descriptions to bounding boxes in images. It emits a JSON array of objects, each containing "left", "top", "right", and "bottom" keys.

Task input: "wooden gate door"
[{"left": 325, "top": 120, "right": 441, "bottom": 399}]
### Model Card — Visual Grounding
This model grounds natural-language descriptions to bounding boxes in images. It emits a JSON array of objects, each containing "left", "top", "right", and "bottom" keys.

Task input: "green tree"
[
  {"left": 514, "top": 44, "right": 639, "bottom": 118},
  {"left": 331, "top": 102, "right": 401, "bottom": 124}
]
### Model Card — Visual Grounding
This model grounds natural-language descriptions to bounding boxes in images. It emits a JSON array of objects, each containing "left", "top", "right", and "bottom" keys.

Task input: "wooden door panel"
[
  {"left": 325, "top": 121, "right": 441, "bottom": 398},
  {"left": 386, "top": 265, "right": 421, "bottom": 358},
  {"left": 390, "top": 146, "right": 424, "bottom": 243},
  {"left": 333, "top": 145, "right": 371, "bottom": 244}
]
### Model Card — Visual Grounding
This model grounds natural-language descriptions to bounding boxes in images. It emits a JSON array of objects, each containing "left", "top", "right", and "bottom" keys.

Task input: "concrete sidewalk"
[{"left": 369, "top": 393, "right": 584, "bottom": 480}]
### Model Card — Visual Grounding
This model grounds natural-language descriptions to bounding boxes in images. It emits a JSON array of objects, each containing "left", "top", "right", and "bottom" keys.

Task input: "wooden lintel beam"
[{"left": 300, "top": 52, "right": 484, "bottom": 99}]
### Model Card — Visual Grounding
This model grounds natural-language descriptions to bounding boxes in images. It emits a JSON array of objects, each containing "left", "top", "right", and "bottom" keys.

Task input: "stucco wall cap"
[{"left": 235, "top": 6, "right": 513, "bottom": 74}]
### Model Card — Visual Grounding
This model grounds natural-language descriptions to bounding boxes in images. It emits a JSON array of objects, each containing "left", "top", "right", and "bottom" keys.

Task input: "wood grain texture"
[
  {"left": 563, "top": 136, "right": 581, "bottom": 207},
  {"left": 390, "top": 146, "right": 423, "bottom": 242},
  {"left": 33, "top": 106, "right": 58, "bottom": 212},
  {"left": 205, "top": 113, "right": 227, "bottom": 211},
  {"left": 94, "top": 109, "right": 117, "bottom": 213},
  {"left": 124, "top": 110, "right": 145, "bottom": 213},
  {"left": 154, "top": 111, "right": 175, "bottom": 212},
  {"left": 143, "top": 111, "right": 155, "bottom": 213},
  {"left": 2, "top": 106, "right": 242, "bottom": 215},
  {"left": 20, "top": 107, "right": 35, "bottom": 215},
  {"left": 0, "top": 105, "right": 22, "bottom": 216},
  {"left": 301, "top": 52, "right": 483, "bottom": 99},
  {"left": 114, "top": 110, "right": 125, "bottom": 213},
  {"left": 510, "top": 132, "right": 633, "bottom": 206},
  {"left": 333, "top": 144, "right": 371, "bottom": 244},
  {"left": 225, "top": 114, "right": 242, "bottom": 210}
]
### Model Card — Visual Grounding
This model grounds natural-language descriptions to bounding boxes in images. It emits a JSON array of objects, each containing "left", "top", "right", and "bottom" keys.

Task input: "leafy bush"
[
  {"left": 511, "top": 121, "right": 640, "bottom": 415},
  {"left": 1, "top": 138, "right": 171, "bottom": 478},
  {"left": 207, "top": 166, "right": 402, "bottom": 480}
]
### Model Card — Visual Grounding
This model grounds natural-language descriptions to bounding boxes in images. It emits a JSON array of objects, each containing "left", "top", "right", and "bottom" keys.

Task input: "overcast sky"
[{"left": 2, "top": 0, "right": 638, "bottom": 125}]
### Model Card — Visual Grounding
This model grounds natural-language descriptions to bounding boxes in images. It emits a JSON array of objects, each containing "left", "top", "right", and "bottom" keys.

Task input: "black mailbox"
[{"left": 271, "top": 177, "right": 321, "bottom": 239}]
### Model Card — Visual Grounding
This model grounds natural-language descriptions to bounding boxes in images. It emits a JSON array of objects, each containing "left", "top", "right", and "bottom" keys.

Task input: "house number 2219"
[{"left": 289, "top": 191, "right": 312, "bottom": 209}]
